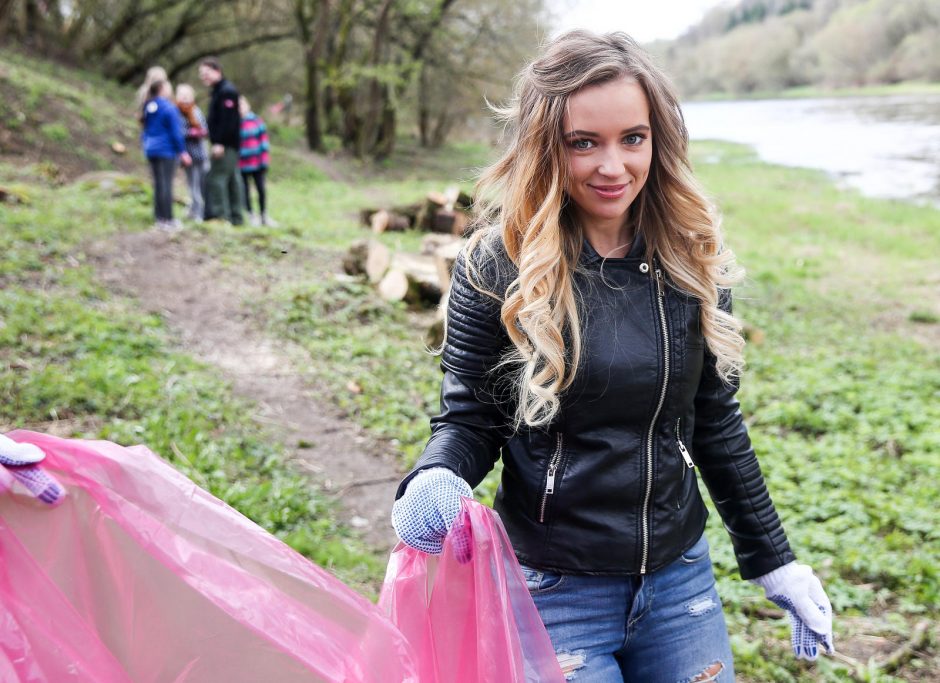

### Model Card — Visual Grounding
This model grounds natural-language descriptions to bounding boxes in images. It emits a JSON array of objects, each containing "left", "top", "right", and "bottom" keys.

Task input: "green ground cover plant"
[{"left": 1, "top": 40, "right": 937, "bottom": 677}]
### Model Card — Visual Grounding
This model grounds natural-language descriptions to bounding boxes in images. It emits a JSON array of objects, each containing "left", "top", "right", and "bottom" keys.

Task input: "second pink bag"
[{"left": 379, "top": 498, "right": 564, "bottom": 683}]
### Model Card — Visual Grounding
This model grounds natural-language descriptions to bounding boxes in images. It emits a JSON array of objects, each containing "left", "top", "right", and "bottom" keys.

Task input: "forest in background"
[
  {"left": 3, "top": 0, "right": 939, "bottom": 154},
  {"left": 651, "top": 0, "right": 940, "bottom": 97},
  {"left": 0, "top": 0, "right": 547, "bottom": 157}
]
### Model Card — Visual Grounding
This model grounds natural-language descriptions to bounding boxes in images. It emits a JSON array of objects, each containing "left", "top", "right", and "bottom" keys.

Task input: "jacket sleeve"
[
  {"left": 259, "top": 118, "right": 270, "bottom": 153},
  {"left": 692, "top": 290, "right": 795, "bottom": 579},
  {"left": 395, "top": 247, "right": 515, "bottom": 498}
]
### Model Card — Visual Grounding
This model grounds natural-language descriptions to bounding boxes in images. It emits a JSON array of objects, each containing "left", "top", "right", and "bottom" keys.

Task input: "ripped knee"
[
  {"left": 686, "top": 594, "right": 718, "bottom": 617},
  {"left": 679, "top": 660, "right": 725, "bottom": 683},
  {"left": 556, "top": 650, "right": 586, "bottom": 680}
]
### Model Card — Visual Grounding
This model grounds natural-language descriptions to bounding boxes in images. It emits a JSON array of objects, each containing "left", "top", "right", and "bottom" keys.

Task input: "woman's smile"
[{"left": 589, "top": 182, "right": 630, "bottom": 199}]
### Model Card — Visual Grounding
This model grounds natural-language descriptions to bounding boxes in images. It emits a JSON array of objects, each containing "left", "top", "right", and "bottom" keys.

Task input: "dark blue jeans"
[{"left": 521, "top": 533, "right": 735, "bottom": 682}]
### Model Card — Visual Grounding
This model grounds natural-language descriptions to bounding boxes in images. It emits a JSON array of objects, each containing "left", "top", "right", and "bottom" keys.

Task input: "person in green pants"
[{"left": 198, "top": 57, "right": 243, "bottom": 225}]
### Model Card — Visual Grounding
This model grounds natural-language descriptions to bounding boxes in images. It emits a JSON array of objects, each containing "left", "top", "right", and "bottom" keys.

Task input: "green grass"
[
  {"left": 2, "top": 44, "right": 938, "bottom": 677},
  {"left": 0, "top": 170, "right": 382, "bottom": 592},
  {"left": 39, "top": 122, "right": 70, "bottom": 143}
]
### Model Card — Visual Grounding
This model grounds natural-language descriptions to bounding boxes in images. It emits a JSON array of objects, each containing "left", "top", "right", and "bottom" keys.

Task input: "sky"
[{"left": 549, "top": 0, "right": 733, "bottom": 43}]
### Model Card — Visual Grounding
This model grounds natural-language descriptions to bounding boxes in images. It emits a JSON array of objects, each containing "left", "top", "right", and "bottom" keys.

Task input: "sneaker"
[
  {"left": 249, "top": 212, "right": 262, "bottom": 227},
  {"left": 158, "top": 219, "right": 183, "bottom": 233},
  {"left": 261, "top": 213, "right": 279, "bottom": 227}
]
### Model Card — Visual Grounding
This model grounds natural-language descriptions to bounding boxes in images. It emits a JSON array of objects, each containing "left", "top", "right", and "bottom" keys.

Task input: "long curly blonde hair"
[{"left": 466, "top": 30, "right": 745, "bottom": 429}]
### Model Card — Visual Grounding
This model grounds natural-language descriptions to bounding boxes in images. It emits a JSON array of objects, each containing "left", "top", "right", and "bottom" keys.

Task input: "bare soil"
[{"left": 90, "top": 228, "right": 403, "bottom": 554}]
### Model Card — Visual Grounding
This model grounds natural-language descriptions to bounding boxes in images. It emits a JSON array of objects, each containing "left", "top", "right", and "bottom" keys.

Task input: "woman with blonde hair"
[
  {"left": 391, "top": 30, "right": 834, "bottom": 681},
  {"left": 135, "top": 66, "right": 169, "bottom": 124},
  {"left": 175, "top": 83, "right": 210, "bottom": 221}
]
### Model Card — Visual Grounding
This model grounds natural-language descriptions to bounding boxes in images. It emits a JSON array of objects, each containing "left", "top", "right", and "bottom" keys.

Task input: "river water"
[{"left": 682, "top": 94, "right": 940, "bottom": 206}]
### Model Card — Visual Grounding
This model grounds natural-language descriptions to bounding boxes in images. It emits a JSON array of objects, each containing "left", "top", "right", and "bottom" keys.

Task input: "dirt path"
[{"left": 91, "top": 229, "right": 403, "bottom": 554}]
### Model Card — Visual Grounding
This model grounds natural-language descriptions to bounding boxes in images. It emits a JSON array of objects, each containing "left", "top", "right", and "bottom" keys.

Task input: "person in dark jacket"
[
  {"left": 198, "top": 57, "right": 243, "bottom": 225},
  {"left": 141, "top": 80, "right": 189, "bottom": 230},
  {"left": 391, "top": 31, "right": 834, "bottom": 681}
]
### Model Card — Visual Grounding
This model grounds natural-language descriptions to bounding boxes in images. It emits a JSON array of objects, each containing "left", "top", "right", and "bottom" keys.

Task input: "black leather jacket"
[{"left": 396, "top": 234, "right": 794, "bottom": 579}]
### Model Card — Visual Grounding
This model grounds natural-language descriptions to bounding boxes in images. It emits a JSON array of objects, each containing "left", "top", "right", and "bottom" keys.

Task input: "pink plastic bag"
[
  {"left": 379, "top": 499, "right": 564, "bottom": 683},
  {"left": 0, "top": 431, "right": 418, "bottom": 683}
]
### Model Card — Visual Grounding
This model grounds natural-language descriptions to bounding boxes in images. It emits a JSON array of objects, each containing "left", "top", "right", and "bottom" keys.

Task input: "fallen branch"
[{"left": 878, "top": 619, "right": 931, "bottom": 674}]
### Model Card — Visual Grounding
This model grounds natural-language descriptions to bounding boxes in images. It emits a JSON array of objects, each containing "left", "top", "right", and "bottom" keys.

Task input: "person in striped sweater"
[{"left": 238, "top": 96, "right": 275, "bottom": 227}]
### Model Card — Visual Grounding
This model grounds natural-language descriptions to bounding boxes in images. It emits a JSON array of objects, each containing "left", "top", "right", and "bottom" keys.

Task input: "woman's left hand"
[{"left": 752, "top": 561, "right": 834, "bottom": 660}]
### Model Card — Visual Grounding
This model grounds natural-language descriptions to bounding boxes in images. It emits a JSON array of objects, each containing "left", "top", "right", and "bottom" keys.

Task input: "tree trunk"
[
  {"left": 309, "top": 0, "right": 332, "bottom": 151},
  {"left": 354, "top": 0, "right": 393, "bottom": 158},
  {"left": 304, "top": 44, "right": 324, "bottom": 151},
  {"left": 430, "top": 107, "right": 452, "bottom": 148},
  {"left": 418, "top": 63, "right": 431, "bottom": 147},
  {"left": 373, "top": 86, "right": 396, "bottom": 158},
  {"left": 0, "top": 0, "right": 17, "bottom": 39}
]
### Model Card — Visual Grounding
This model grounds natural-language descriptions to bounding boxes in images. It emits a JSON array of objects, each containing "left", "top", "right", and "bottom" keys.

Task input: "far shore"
[{"left": 686, "top": 80, "right": 940, "bottom": 103}]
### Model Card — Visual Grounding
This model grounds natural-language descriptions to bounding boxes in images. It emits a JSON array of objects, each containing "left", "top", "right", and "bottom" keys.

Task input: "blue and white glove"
[
  {"left": 391, "top": 467, "right": 472, "bottom": 555},
  {"left": 0, "top": 434, "right": 66, "bottom": 505},
  {"left": 752, "top": 561, "right": 834, "bottom": 661}
]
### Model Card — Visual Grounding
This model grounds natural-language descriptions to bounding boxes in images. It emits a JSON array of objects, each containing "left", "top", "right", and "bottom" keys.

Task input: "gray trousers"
[
  {"left": 184, "top": 160, "right": 209, "bottom": 219},
  {"left": 148, "top": 156, "right": 177, "bottom": 222}
]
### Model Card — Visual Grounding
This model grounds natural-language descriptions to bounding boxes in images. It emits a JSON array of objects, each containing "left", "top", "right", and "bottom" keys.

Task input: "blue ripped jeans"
[{"left": 521, "top": 533, "right": 735, "bottom": 682}]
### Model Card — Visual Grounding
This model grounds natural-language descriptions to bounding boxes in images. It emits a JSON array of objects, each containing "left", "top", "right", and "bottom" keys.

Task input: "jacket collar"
[{"left": 578, "top": 230, "right": 647, "bottom": 266}]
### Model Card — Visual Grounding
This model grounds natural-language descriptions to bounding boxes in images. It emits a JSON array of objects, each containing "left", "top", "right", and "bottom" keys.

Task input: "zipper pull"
[
  {"left": 545, "top": 465, "right": 557, "bottom": 494},
  {"left": 655, "top": 268, "right": 665, "bottom": 298},
  {"left": 677, "top": 439, "right": 694, "bottom": 468}
]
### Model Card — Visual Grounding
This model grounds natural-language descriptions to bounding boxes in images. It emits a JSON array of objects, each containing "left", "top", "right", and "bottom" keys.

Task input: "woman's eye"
[
  {"left": 624, "top": 134, "right": 646, "bottom": 146},
  {"left": 570, "top": 138, "right": 594, "bottom": 151}
]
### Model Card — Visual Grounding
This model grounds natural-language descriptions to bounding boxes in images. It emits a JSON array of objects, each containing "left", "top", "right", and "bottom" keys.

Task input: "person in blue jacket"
[{"left": 141, "top": 80, "right": 190, "bottom": 230}]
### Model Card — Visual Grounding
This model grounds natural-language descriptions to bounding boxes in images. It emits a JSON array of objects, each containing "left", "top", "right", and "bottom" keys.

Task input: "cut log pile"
[
  {"left": 360, "top": 187, "right": 473, "bottom": 236},
  {"left": 343, "top": 234, "right": 466, "bottom": 346},
  {"left": 343, "top": 234, "right": 466, "bottom": 306}
]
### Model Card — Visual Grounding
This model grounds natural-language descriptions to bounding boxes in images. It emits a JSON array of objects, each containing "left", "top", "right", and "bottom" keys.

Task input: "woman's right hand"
[{"left": 391, "top": 467, "right": 472, "bottom": 554}]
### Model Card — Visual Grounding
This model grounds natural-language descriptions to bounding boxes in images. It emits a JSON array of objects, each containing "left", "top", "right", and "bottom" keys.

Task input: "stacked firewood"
[
  {"left": 359, "top": 187, "right": 473, "bottom": 236},
  {"left": 343, "top": 233, "right": 466, "bottom": 306}
]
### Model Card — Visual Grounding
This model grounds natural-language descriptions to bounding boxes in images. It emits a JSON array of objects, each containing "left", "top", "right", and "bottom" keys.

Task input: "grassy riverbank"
[
  {"left": 2, "top": 46, "right": 938, "bottom": 682},
  {"left": 688, "top": 80, "right": 940, "bottom": 102}
]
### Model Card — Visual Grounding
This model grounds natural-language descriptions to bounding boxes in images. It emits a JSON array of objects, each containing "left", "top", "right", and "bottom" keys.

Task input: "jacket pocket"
[
  {"left": 520, "top": 564, "right": 566, "bottom": 593},
  {"left": 680, "top": 533, "right": 710, "bottom": 564},
  {"left": 675, "top": 419, "right": 695, "bottom": 509},
  {"left": 538, "top": 433, "right": 565, "bottom": 524}
]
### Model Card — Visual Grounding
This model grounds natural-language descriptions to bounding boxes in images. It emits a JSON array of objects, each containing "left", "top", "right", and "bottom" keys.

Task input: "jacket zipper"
[
  {"left": 676, "top": 418, "right": 694, "bottom": 469},
  {"left": 539, "top": 433, "right": 564, "bottom": 523},
  {"left": 640, "top": 267, "right": 670, "bottom": 574}
]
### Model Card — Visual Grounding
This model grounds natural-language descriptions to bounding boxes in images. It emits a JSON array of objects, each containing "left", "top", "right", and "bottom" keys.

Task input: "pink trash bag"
[
  {"left": 379, "top": 498, "right": 564, "bottom": 683},
  {"left": 0, "top": 431, "right": 418, "bottom": 683}
]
